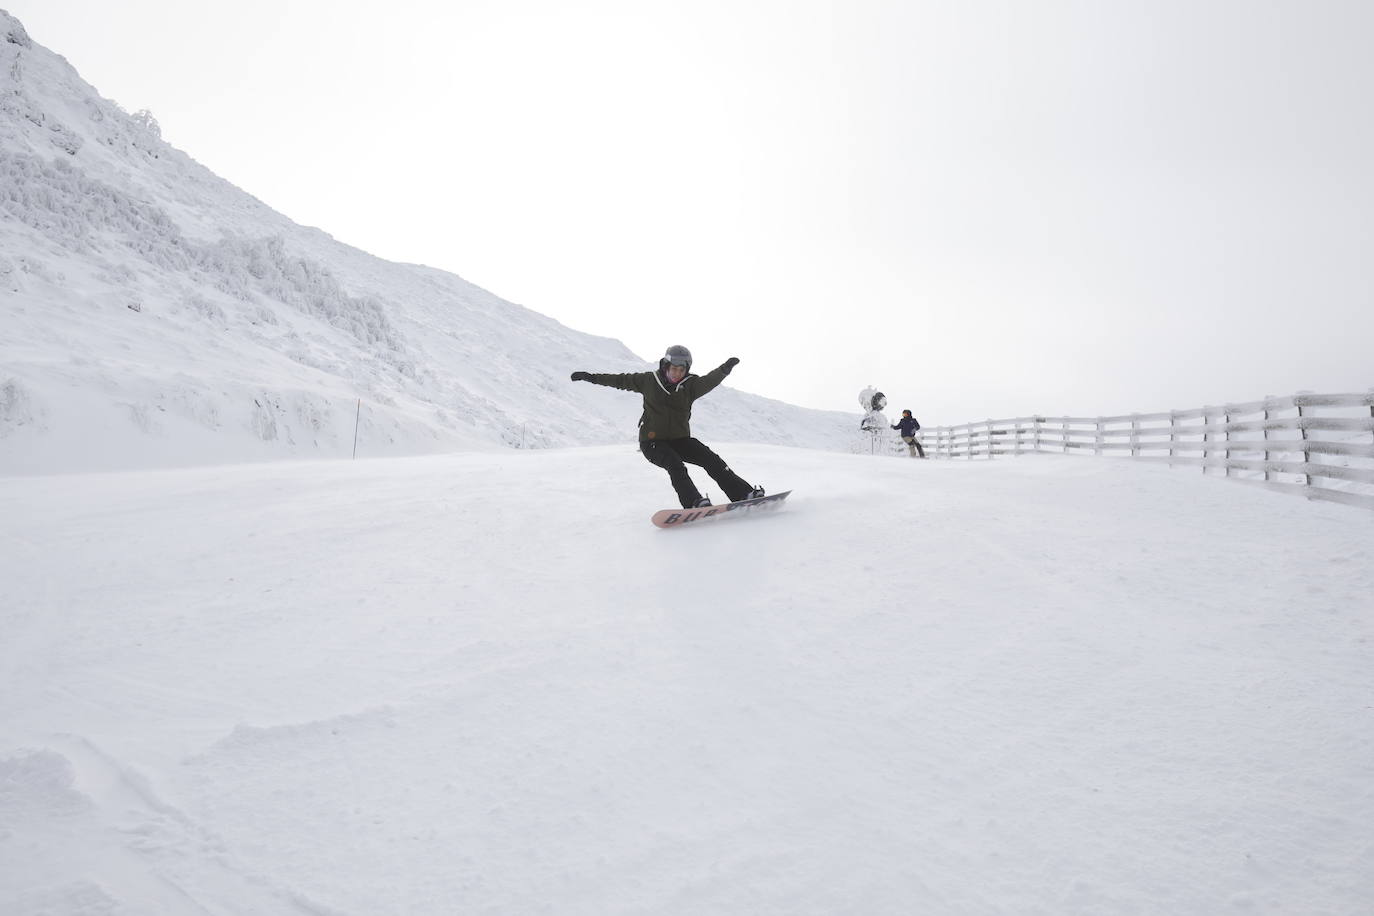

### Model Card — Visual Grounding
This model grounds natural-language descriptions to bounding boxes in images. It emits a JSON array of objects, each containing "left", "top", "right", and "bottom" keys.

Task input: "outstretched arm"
[
  {"left": 689, "top": 357, "right": 740, "bottom": 399},
  {"left": 571, "top": 371, "right": 650, "bottom": 393}
]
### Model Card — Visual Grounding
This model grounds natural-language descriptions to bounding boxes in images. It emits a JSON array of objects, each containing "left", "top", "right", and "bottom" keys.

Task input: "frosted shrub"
[
  {"left": 48, "top": 120, "right": 81, "bottom": 155},
  {"left": 183, "top": 293, "right": 226, "bottom": 325},
  {"left": 199, "top": 234, "right": 406, "bottom": 359},
  {"left": 130, "top": 109, "right": 161, "bottom": 139},
  {"left": 0, "top": 150, "right": 189, "bottom": 265},
  {"left": 0, "top": 377, "right": 40, "bottom": 434}
]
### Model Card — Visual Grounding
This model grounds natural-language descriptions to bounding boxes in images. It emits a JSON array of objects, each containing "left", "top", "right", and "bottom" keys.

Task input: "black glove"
[
  {"left": 722, "top": 357, "right": 740, "bottom": 374},
  {"left": 570, "top": 371, "right": 591, "bottom": 382}
]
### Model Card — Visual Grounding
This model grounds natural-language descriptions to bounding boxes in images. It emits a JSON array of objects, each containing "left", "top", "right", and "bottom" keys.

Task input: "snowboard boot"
[{"left": 693, "top": 496, "right": 712, "bottom": 508}]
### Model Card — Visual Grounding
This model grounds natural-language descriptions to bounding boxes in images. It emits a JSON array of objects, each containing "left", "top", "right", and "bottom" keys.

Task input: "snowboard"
[{"left": 651, "top": 490, "right": 792, "bottom": 528}]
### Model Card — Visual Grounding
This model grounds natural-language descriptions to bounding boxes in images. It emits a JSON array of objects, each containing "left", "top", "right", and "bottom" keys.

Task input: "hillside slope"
[{"left": 0, "top": 11, "right": 856, "bottom": 474}]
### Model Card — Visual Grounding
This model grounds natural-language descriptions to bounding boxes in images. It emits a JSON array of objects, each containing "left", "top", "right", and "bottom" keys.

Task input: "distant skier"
[
  {"left": 570, "top": 345, "right": 765, "bottom": 509},
  {"left": 893, "top": 409, "right": 926, "bottom": 458}
]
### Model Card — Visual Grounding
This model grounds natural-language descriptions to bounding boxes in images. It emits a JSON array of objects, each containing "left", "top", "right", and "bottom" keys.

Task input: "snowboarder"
[
  {"left": 892, "top": 409, "right": 926, "bottom": 458},
  {"left": 570, "top": 345, "right": 765, "bottom": 509}
]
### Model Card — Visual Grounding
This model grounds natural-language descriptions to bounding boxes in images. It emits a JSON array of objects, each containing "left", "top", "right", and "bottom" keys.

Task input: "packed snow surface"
[{"left": 3, "top": 446, "right": 1371, "bottom": 915}]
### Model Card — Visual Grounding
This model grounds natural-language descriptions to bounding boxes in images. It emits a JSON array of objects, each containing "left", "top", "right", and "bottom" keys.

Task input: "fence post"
[
  {"left": 1201, "top": 408, "right": 1209, "bottom": 475},
  {"left": 1063, "top": 418, "right": 1070, "bottom": 454},
  {"left": 1262, "top": 397, "right": 1271, "bottom": 482},
  {"left": 1297, "top": 398, "right": 1310, "bottom": 487},
  {"left": 1168, "top": 411, "right": 1177, "bottom": 465},
  {"left": 1095, "top": 418, "right": 1104, "bottom": 456},
  {"left": 1223, "top": 407, "right": 1231, "bottom": 478},
  {"left": 1130, "top": 414, "right": 1140, "bottom": 457},
  {"left": 1367, "top": 388, "right": 1374, "bottom": 452},
  {"left": 987, "top": 420, "right": 995, "bottom": 459}
]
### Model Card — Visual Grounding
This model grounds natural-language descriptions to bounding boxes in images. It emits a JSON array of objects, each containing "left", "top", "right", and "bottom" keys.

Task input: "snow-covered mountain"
[{"left": 0, "top": 11, "right": 855, "bottom": 475}]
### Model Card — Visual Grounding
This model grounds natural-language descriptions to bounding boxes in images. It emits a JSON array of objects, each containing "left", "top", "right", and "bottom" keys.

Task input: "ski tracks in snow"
[{"left": 0, "top": 732, "right": 353, "bottom": 916}]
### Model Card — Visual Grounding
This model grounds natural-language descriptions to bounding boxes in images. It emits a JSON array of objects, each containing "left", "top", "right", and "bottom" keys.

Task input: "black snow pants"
[{"left": 639, "top": 437, "right": 753, "bottom": 508}]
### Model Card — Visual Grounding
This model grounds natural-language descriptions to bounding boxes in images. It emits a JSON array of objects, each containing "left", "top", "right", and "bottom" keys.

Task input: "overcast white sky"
[{"left": 8, "top": 0, "right": 1373, "bottom": 421}]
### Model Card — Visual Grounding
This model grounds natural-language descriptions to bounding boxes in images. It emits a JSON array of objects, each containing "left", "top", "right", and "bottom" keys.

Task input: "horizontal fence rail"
[{"left": 908, "top": 392, "right": 1374, "bottom": 511}]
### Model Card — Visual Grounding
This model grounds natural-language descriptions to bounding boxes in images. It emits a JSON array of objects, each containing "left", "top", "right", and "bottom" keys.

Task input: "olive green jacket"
[{"left": 582, "top": 362, "right": 733, "bottom": 440}]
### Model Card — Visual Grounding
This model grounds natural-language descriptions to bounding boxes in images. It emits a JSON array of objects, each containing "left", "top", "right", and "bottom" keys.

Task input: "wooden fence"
[{"left": 910, "top": 392, "right": 1374, "bottom": 511}]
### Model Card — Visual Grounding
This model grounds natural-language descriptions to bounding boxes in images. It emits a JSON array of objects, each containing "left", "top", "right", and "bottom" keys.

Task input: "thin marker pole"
[{"left": 352, "top": 398, "right": 361, "bottom": 459}]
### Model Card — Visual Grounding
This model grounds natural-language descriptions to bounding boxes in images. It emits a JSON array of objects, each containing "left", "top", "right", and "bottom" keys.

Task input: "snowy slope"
[
  {"left": 0, "top": 11, "right": 855, "bottom": 475},
  {"left": 3, "top": 449, "right": 1372, "bottom": 915}
]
